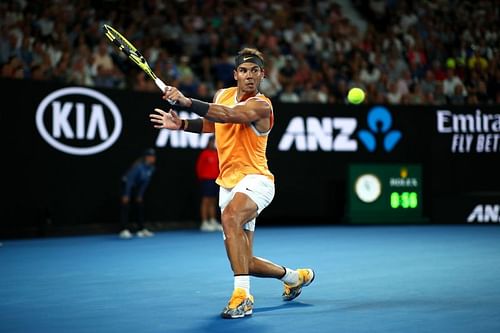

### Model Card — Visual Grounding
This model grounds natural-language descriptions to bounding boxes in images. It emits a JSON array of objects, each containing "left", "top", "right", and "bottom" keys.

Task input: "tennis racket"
[{"left": 103, "top": 24, "right": 168, "bottom": 94}]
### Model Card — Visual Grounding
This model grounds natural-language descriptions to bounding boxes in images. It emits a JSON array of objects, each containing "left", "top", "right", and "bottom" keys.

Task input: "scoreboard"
[{"left": 347, "top": 163, "right": 427, "bottom": 223}]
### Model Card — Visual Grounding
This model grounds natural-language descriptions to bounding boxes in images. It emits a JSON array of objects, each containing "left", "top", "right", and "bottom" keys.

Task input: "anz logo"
[
  {"left": 36, "top": 87, "right": 122, "bottom": 155},
  {"left": 278, "top": 106, "right": 402, "bottom": 152},
  {"left": 278, "top": 116, "right": 358, "bottom": 151},
  {"left": 467, "top": 204, "right": 500, "bottom": 223}
]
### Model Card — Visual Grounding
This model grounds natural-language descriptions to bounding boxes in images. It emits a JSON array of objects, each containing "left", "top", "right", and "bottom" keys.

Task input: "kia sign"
[{"left": 36, "top": 87, "right": 122, "bottom": 155}]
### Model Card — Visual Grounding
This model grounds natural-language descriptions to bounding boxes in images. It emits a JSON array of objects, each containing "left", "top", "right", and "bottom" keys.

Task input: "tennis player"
[{"left": 149, "top": 48, "right": 314, "bottom": 319}]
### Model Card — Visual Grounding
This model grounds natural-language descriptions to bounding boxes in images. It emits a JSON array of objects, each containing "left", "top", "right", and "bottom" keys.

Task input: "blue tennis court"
[{"left": 1, "top": 225, "right": 499, "bottom": 333}]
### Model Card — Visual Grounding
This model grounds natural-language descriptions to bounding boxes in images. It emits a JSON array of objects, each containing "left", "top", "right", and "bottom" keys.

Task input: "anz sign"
[
  {"left": 36, "top": 87, "right": 122, "bottom": 155},
  {"left": 278, "top": 106, "right": 402, "bottom": 152}
]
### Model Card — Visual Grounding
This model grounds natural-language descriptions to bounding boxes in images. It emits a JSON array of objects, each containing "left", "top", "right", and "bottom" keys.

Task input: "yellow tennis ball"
[{"left": 348, "top": 87, "right": 365, "bottom": 104}]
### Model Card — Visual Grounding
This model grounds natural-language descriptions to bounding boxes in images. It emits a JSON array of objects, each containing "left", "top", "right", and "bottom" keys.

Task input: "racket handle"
[
  {"left": 154, "top": 78, "right": 176, "bottom": 105},
  {"left": 155, "top": 78, "right": 167, "bottom": 92}
]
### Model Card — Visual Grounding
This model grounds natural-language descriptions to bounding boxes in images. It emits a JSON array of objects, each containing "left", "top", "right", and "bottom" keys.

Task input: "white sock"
[
  {"left": 209, "top": 218, "right": 217, "bottom": 224},
  {"left": 280, "top": 267, "right": 299, "bottom": 286},
  {"left": 234, "top": 275, "right": 250, "bottom": 295}
]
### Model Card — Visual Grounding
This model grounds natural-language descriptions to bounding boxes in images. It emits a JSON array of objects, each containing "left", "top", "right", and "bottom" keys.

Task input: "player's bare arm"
[
  {"left": 204, "top": 98, "right": 271, "bottom": 123},
  {"left": 152, "top": 86, "right": 270, "bottom": 132},
  {"left": 149, "top": 87, "right": 218, "bottom": 133}
]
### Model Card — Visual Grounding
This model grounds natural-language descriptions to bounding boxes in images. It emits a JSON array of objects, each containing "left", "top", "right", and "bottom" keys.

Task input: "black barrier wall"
[{"left": 1, "top": 79, "right": 499, "bottom": 237}]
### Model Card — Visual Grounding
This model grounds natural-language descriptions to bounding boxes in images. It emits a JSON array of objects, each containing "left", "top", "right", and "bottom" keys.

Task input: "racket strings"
[
  {"left": 106, "top": 32, "right": 147, "bottom": 65},
  {"left": 103, "top": 24, "right": 161, "bottom": 85}
]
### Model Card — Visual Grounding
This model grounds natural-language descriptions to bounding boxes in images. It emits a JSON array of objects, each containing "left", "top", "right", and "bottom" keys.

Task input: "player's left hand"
[{"left": 149, "top": 108, "right": 182, "bottom": 130}]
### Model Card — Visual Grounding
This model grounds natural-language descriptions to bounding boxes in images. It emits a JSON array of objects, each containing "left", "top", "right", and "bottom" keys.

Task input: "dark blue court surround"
[{"left": 1, "top": 225, "right": 499, "bottom": 333}]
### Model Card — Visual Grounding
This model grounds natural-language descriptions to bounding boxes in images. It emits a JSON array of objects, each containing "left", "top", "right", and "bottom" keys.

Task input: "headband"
[{"left": 235, "top": 54, "right": 265, "bottom": 68}]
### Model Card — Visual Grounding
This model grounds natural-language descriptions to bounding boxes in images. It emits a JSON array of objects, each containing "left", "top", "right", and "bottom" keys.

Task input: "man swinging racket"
[{"left": 149, "top": 47, "right": 315, "bottom": 319}]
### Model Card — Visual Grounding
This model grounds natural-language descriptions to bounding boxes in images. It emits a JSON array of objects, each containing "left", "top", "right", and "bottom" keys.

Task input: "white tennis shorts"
[{"left": 219, "top": 174, "right": 275, "bottom": 232}]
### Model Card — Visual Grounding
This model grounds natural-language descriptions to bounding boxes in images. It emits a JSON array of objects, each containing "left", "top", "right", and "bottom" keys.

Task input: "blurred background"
[{"left": 1, "top": 0, "right": 499, "bottom": 238}]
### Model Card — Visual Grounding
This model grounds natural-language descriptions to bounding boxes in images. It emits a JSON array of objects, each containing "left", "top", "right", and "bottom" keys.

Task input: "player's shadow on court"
[
  {"left": 196, "top": 303, "right": 313, "bottom": 333},
  {"left": 198, "top": 316, "right": 269, "bottom": 333},
  {"left": 253, "top": 301, "right": 313, "bottom": 313}
]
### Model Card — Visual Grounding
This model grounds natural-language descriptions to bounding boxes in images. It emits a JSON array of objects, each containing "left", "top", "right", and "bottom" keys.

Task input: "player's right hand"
[{"left": 163, "top": 86, "right": 191, "bottom": 107}]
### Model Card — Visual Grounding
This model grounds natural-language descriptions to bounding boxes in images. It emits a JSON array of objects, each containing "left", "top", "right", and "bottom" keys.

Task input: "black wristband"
[
  {"left": 178, "top": 119, "right": 186, "bottom": 131},
  {"left": 189, "top": 98, "right": 210, "bottom": 117},
  {"left": 185, "top": 118, "right": 204, "bottom": 133}
]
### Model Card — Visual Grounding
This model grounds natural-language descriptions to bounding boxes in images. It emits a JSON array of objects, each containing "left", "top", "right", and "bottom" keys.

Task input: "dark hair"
[{"left": 235, "top": 47, "right": 265, "bottom": 68}]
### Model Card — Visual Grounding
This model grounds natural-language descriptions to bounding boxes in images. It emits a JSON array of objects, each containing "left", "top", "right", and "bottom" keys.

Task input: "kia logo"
[{"left": 36, "top": 87, "right": 122, "bottom": 155}]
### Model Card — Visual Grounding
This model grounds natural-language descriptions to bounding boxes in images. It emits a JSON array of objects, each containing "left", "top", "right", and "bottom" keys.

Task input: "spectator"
[
  {"left": 359, "top": 60, "right": 381, "bottom": 85},
  {"left": 196, "top": 136, "right": 223, "bottom": 232},
  {"left": 278, "top": 55, "right": 296, "bottom": 88},
  {"left": 407, "top": 82, "right": 425, "bottom": 105},
  {"left": 300, "top": 82, "right": 320, "bottom": 103},
  {"left": 213, "top": 52, "right": 235, "bottom": 88},
  {"left": 449, "top": 84, "right": 466, "bottom": 105},
  {"left": 443, "top": 68, "right": 467, "bottom": 100},
  {"left": 193, "top": 82, "right": 213, "bottom": 100},
  {"left": 279, "top": 83, "right": 300, "bottom": 103},
  {"left": 119, "top": 148, "right": 156, "bottom": 239},
  {"left": 468, "top": 48, "right": 488, "bottom": 72},
  {"left": 386, "top": 81, "right": 403, "bottom": 104},
  {"left": 420, "top": 69, "right": 436, "bottom": 96},
  {"left": 259, "top": 57, "right": 282, "bottom": 98},
  {"left": 432, "top": 81, "right": 448, "bottom": 105}
]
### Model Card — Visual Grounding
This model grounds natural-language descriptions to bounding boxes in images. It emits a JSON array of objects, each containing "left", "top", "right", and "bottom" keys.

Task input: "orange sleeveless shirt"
[{"left": 214, "top": 87, "right": 275, "bottom": 188}]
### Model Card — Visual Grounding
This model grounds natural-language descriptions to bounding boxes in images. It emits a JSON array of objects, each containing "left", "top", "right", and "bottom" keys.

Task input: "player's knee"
[{"left": 221, "top": 207, "right": 239, "bottom": 233}]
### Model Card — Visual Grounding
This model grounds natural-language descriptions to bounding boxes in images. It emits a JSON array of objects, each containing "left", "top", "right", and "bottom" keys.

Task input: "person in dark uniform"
[
  {"left": 196, "top": 135, "right": 223, "bottom": 232},
  {"left": 119, "top": 148, "right": 156, "bottom": 239}
]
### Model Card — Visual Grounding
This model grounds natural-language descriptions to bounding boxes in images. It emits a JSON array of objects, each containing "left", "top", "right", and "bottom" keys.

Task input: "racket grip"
[
  {"left": 154, "top": 78, "right": 176, "bottom": 105},
  {"left": 155, "top": 78, "right": 167, "bottom": 92}
]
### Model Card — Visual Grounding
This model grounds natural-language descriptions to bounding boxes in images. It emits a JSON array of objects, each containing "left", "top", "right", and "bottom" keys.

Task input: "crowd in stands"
[{"left": 1, "top": 0, "right": 499, "bottom": 105}]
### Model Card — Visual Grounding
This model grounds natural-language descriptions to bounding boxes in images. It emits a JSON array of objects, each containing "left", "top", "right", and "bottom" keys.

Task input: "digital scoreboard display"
[{"left": 347, "top": 164, "right": 427, "bottom": 223}]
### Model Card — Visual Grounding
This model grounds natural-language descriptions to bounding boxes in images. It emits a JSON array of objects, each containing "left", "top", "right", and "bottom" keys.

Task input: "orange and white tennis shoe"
[
  {"left": 221, "top": 288, "right": 254, "bottom": 319},
  {"left": 282, "top": 268, "right": 315, "bottom": 301}
]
